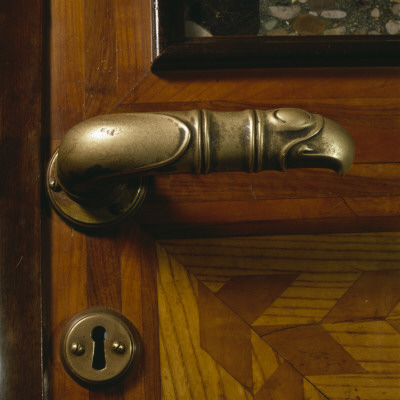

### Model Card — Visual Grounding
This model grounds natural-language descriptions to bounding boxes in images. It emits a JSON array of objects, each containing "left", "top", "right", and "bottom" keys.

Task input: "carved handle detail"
[{"left": 47, "top": 108, "right": 355, "bottom": 230}]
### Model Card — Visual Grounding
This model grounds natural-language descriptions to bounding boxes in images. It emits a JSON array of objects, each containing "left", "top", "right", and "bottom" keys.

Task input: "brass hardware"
[
  {"left": 70, "top": 342, "right": 85, "bottom": 356},
  {"left": 47, "top": 108, "right": 355, "bottom": 230},
  {"left": 112, "top": 341, "right": 126, "bottom": 354},
  {"left": 60, "top": 308, "right": 141, "bottom": 386}
]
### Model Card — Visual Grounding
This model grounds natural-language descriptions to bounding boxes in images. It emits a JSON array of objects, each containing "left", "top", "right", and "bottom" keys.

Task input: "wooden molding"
[{"left": 0, "top": 1, "right": 47, "bottom": 398}]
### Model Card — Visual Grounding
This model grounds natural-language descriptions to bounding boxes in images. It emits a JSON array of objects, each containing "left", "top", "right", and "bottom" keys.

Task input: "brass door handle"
[{"left": 47, "top": 108, "right": 355, "bottom": 230}]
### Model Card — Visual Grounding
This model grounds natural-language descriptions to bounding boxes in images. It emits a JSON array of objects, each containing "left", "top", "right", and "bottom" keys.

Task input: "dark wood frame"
[
  {"left": 1, "top": 1, "right": 48, "bottom": 399},
  {"left": 151, "top": 0, "right": 400, "bottom": 71}
]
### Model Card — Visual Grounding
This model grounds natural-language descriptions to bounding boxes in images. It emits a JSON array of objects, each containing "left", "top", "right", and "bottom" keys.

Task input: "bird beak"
[{"left": 283, "top": 116, "right": 355, "bottom": 175}]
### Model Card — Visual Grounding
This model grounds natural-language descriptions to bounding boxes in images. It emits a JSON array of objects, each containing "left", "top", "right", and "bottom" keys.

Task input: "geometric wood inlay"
[
  {"left": 215, "top": 274, "right": 299, "bottom": 325},
  {"left": 254, "top": 361, "right": 305, "bottom": 400},
  {"left": 199, "top": 282, "right": 253, "bottom": 390},
  {"left": 323, "top": 270, "right": 400, "bottom": 324},
  {"left": 263, "top": 324, "right": 366, "bottom": 376},
  {"left": 157, "top": 233, "right": 400, "bottom": 399}
]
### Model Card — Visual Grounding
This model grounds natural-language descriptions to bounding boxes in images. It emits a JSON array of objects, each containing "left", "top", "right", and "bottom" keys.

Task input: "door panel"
[
  {"left": 49, "top": 221, "right": 160, "bottom": 399},
  {"left": 46, "top": 0, "right": 400, "bottom": 399},
  {"left": 157, "top": 233, "right": 400, "bottom": 398}
]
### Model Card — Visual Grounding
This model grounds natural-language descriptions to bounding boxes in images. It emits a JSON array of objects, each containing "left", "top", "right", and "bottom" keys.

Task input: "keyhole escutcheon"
[
  {"left": 61, "top": 308, "right": 141, "bottom": 386},
  {"left": 91, "top": 326, "right": 106, "bottom": 370}
]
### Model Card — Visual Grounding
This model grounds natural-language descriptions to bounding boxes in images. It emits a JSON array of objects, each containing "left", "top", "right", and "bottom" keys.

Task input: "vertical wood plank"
[
  {"left": 50, "top": 0, "right": 159, "bottom": 397},
  {"left": 50, "top": 217, "right": 88, "bottom": 400},
  {"left": 0, "top": 1, "right": 45, "bottom": 398},
  {"left": 50, "top": 0, "right": 85, "bottom": 139},
  {"left": 49, "top": 0, "right": 87, "bottom": 397},
  {"left": 86, "top": 236, "right": 122, "bottom": 309},
  {"left": 86, "top": 236, "right": 123, "bottom": 400},
  {"left": 120, "top": 225, "right": 161, "bottom": 400},
  {"left": 116, "top": 0, "right": 151, "bottom": 97},
  {"left": 84, "top": 0, "right": 118, "bottom": 117}
]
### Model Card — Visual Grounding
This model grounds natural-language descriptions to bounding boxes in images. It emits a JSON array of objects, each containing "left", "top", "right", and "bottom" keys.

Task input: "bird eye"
[{"left": 298, "top": 144, "right": 314, "bottom": 155}]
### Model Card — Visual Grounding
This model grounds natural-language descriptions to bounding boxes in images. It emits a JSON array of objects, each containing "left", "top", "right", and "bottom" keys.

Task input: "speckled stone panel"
[
  {"left": 260, "top": 0, "right": 400, "bottom": 35},
  {"left": 184, "top": 0, "right": 400, "bottom": 36}
]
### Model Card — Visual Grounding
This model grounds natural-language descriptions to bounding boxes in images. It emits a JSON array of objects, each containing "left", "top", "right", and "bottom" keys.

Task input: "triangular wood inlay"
[
  {"left": 216, "top": 274, "right": 299, "bottom": 325},
  {"left": 263, "top": 325, "right": 366, "bottom": 376},
  {"left": 324, "top": 270, "right": 400, "bottom": 324},
  {"left": 199, "top": 282, "right": 253, "bottom": 391},
  {"left": 254, "top": 361, "right": 304, "bottom": 400}
]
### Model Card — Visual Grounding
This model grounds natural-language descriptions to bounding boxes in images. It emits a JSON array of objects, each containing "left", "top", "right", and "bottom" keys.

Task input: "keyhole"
[{"left": 91, "top": 326, "right": 107, "bottom": 370}]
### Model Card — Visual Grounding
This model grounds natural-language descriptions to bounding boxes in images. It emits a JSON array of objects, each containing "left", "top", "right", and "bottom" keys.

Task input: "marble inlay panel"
[{"left": 184, "top": 0, "right": 400, "bottom": 36}]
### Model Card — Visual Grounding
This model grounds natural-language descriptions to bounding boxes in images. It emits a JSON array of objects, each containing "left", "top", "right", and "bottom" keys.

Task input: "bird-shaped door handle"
[{"left": 47, "top": 108, "right": 355, "bottom": 230}]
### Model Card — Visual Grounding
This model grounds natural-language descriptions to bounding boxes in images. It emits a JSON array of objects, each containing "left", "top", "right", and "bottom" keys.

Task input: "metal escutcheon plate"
[
  {"left": 60, "top": 308, "right": 142, "bottom": 386},
  {"left": 46, "top": 150, "right": 148, "bottom": 231}
]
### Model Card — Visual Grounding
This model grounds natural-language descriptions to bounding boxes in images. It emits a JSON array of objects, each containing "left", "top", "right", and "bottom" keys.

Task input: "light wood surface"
[
  {"left": 157, "top": 233, "right": 400, "bottom": 399},
  {"left": 47, "top": 0, "right": 400, "bottom": 398}
]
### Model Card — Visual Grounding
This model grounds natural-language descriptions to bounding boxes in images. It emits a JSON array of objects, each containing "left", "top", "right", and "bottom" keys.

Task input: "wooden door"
[{"left": 2, "top": 0, "right": 400, "bottom": 399}]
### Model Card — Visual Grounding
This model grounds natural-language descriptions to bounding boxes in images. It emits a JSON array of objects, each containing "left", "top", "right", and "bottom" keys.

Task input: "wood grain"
[
  {"left": 49, "top": 216, "right": 160, "bottom": 400},
  {"left": 50, "top": 218, "right": 88, "bottom": 400},
  {"left": 84, "top": 0, "right": 118, "bottom": 118},
  {"left": 252, "top": 271, "right": 360, "bottom": 332},
  {"left": 160, "top": 233, "right": 400, "bottom": 277},
  {"left": 115, "top": 0, "right": 151, "bottom": 96},
  {"left": 86, "top": 235, "right": 125, "bottom": 400},
  {"left": 144, "top": 164, "right": 400, "bottom": 202},
  {"left": 120, "top": 68, "right": 400, "bottom": 103},
  {"left": 49, "top": 0, "right": 400, "bottom": 236},
  {"left": 86, "top": 236, "right": 122, "bottom": 309},
  {"left": 307, "top": 374, "right": 400, "bottom": 400},
  {"left": 215, "top": 274, "right": 299, "bottom": 325},
  {"left": 157, "top": 245, "right": 255, "bottom": 399},
  {"left": 0, "top": 1, "right": 46, "bottom": 398},
  {"left": 50, "top": 0, "right": 85, "bottom": 138},
  {"left": 47, "top": 0, "right": 400, "bottom": 398},
  {"left": 254, "top": 361, "right": 305, "bottom": 400},
  {"left": 263, "top": 325, "right": 366, "bottom": 375},
  {"left": 323, "top": 270, "right": 400, "bottom": 323},
  {"left": 157, "top": 232, "right": 400, "bottom": 399},
  {"left": 119, "top": 225, "right": 160, "bottom": 400},
  {"left": 49, "top": 0, "right": 160, "bottom": 397},
  {"left": 324, "top": 321, "right": 400, "bottom": 374},
  {"left": 199, "top": 282, "right": 253, "bottom": 390}
]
